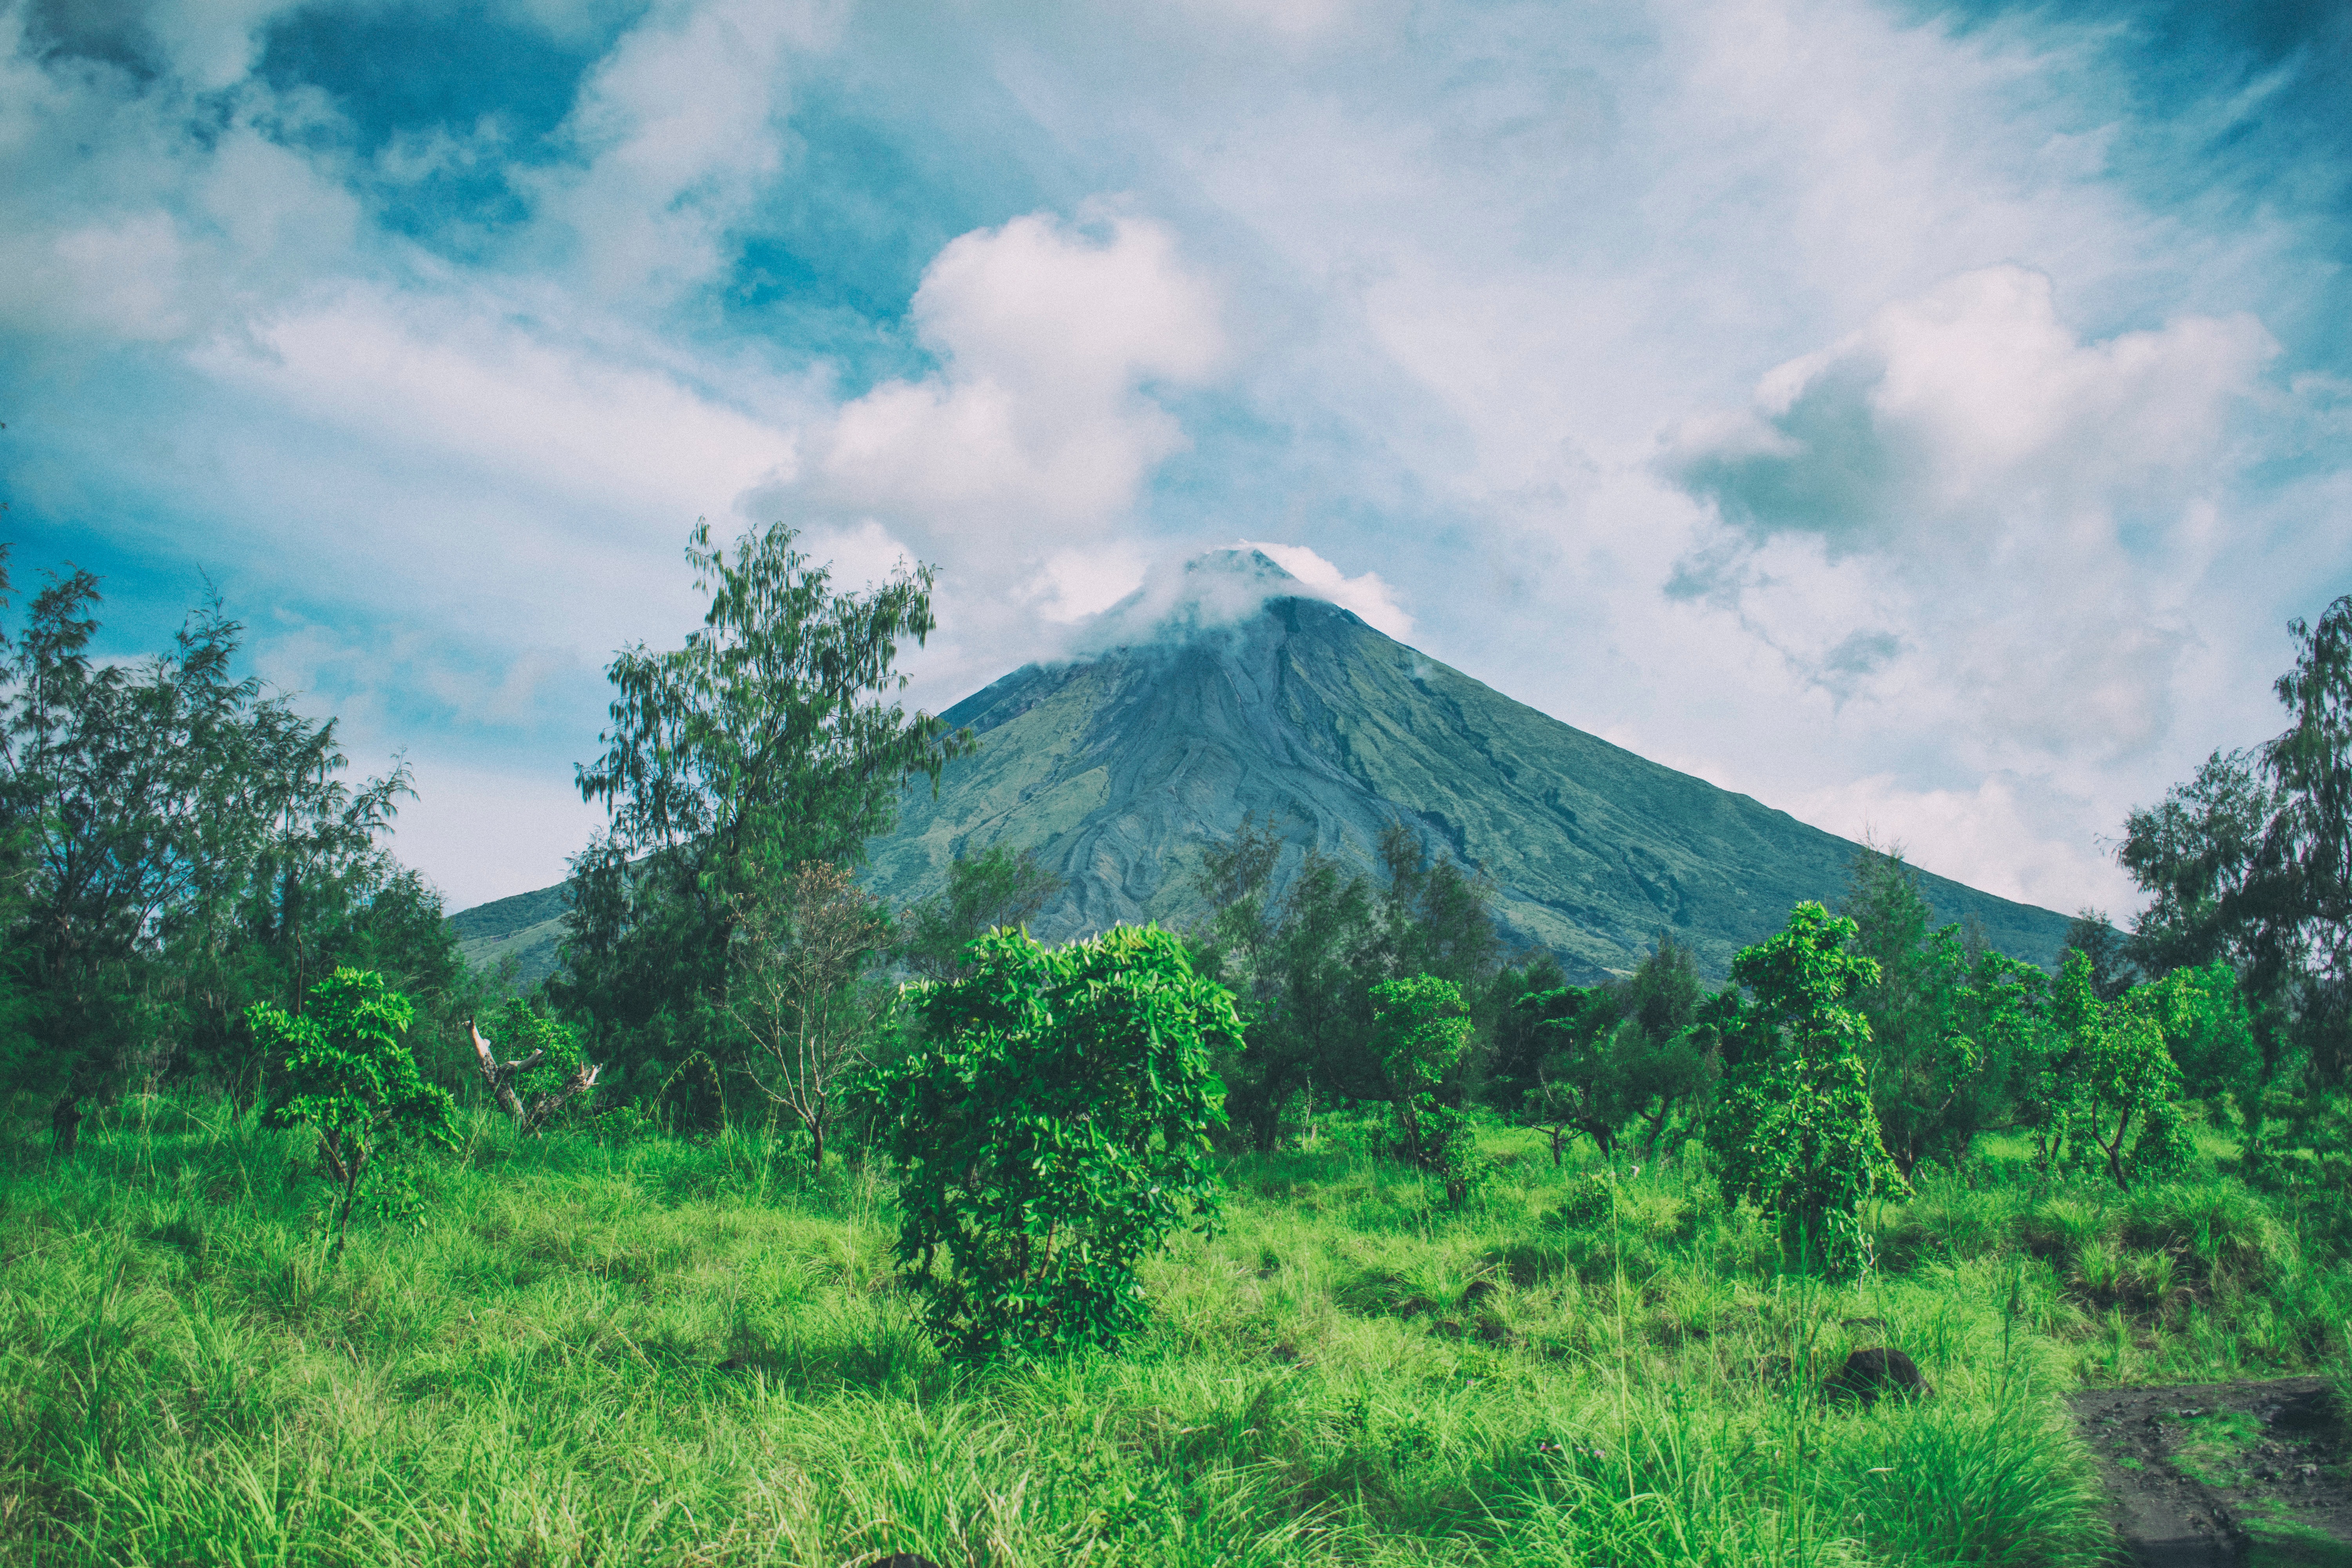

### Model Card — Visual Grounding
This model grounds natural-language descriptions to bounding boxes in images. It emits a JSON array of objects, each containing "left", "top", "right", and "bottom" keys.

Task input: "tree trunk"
[
  {"left": 51, "top": 1096, "right": 81, "bottom": 1156},
  {"left": 1549, "top": 1126, "right": 1564, "bottom": 1166},
  {"left": 810, "top": 1116, "right": 826, "bottom": 1174},
  {"left": 2104, "top": 1107, "right": 2134, "bottom": 1190}
]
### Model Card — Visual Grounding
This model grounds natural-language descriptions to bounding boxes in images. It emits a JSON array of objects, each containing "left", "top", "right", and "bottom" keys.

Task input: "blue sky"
[{"left": 4, "top": 0, "right": 2348, "bottom": 918}]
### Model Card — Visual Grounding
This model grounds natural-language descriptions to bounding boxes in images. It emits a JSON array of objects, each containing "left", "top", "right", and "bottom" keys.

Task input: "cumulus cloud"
[
  {"left": 788, "top": 210, "right": 1227, "bottom": 543},
  {"left": 191, "top": 286, "right": 797, "bottom": 519},
  {"left": 1664, "top": 266, "right": 2275, "bottom": 556}
]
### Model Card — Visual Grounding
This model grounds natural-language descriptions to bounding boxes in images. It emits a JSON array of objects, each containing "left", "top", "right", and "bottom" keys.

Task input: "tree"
[
  {"left": 1189, "top": 818, "right": 1377, "bottom": 1150},
  {"left": 2118, "top": 594, "right": 2352, "bottom": 1089},
  {"left": 469, "top": 998, "right": 601, "bottom": 1135},
  {"left": 1611, "top": 935, "right": 1716, "bottom": 1154},
  {"left": 1372, "top": 822, "right": 1501, "bottom": 997},
  {"left": 725, "top": 860, "right": 887, "bottom": 1170},
  {"left": 2059, "top": 909, "right": 2138, "bottom": 1003},
  {"left": 2043, "top": 954, "right": 2188, "bottom": 1189},
  {"left": 1705, "top": 903, "right": 1904, "bottom": 1274},
  {"left": 0, "top": 557, "right": 413, "bottom": 1148},
  {"left": 1368, "top": 974, "right": 1476, "bottom": 1190},
  {"left": 1514, "top": 983, "right": 1626, "bottom": 1161},
  {"left": 883, "top": 925, "right": 1234, "bottom": 1357},
  {"left": 252, "top": 969, "right": 456, "bottom": 1254},
  {"left": 899, "top": 842, "right": 1062, "bottom": 982},
  {"left": 2133, "top": 961, "right": 2258, "bottom": 1111},
  {"left": 556, "top": 521, "right": 970, "bottom": 1109},
  {"left": 1840, "top": 848, "right": 2037, "bottom": 1175}
]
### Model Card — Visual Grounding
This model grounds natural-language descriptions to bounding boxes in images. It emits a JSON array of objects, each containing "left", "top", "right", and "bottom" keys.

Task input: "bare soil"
[{"left": 2069, "top": 1377, "right": 2352, "bottom": 1568}]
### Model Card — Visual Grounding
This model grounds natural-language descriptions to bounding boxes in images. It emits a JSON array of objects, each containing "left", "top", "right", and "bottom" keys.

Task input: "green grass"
[{"left": 0, "top": 1099, "right": 2344, "bottom": 1566}]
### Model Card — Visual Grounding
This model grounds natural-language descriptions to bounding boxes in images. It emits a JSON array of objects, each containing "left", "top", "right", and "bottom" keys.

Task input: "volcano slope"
[{"left": 861, "top": 557, "right": 2071, "bottom": 981}]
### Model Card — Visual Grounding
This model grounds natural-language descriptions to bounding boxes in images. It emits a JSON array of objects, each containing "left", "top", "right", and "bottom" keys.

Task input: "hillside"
[
  {"left": 450, "top": 550, "right": 2075, "bottom": 983},
  {"left": 446, "top": 882, "right": 568, "bottom": 990}
]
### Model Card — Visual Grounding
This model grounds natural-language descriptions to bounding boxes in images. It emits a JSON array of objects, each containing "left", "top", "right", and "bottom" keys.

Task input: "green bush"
[
  {"left": 1705, "top": 903, "right": 1906, "bottom": 1274},
  {"left": 250, "top": 968, "right": 456, "bottom": 1254},
  {"left": 883, "top": 924, "right": 1236, "bottom": 1357}
]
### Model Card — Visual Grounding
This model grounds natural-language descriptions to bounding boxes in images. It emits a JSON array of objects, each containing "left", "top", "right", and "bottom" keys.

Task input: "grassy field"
[{"left": 2, "top": 1100, "right": 2347, "bottom": 1567}]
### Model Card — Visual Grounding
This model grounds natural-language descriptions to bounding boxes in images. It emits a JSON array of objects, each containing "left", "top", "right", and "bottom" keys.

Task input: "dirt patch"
[{"left": 2070, "top": 1377, "right": 2352, "bottom": 1568}]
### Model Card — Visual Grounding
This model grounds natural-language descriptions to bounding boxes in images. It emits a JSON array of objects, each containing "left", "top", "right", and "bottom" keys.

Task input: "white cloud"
[
  {"left": 1663, "top": 265, "right": 2278, "bottom": 767},
  {"left": 1777, "top": 771, "right": 2138, "bottom": 918},
  {"left": 1243, "top": 540, "right": 1412, "bottom": 637},
  {"left": 793, "top": 210, "right": 1228, "bottom": 543},
  {"left": 191, "top": 285, "right": 797, "bottom": 519},
  {"left": 141, "top": 0, "right": 309, "bottom": 91},
  {"left": 526, "top": 0, "right": 835, "bottom": 303}
]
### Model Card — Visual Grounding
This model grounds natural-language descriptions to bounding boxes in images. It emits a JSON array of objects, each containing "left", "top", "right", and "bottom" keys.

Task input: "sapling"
[
  {"left": 1368, "top": 974, "right": 1481, "bottom": 1200},
  {"left": 252, "top": 967, "right": 455, "bottom": 1254},
  {"left": 1705, "top": 902, "right": 1905, "bottom": 1274}
]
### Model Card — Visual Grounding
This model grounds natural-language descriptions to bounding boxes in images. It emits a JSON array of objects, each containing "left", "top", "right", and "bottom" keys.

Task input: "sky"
[{"left": 4, "top": 0, "right": 2348, "bottom": 919}]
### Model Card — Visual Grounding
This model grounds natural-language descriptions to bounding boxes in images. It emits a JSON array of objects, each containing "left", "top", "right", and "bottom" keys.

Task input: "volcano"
[
  {"left": 452, "top": 550, "right": 2073, "bottom": 984},
  {"left": 857, "top": 550, "right": 2071, "bottom": 980}
]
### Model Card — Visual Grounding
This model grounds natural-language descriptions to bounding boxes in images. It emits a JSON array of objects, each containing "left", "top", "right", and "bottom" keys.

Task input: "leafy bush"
[
  {"left": 250, "top": 968, "right": 456, "bottom": 1253},
  {"left": 883, "top": 924, "right": 1235, "bottom": 1357},
  {"left": 1705, "top": 902, "right": 1906, "bottom": 1274},
  {"left": 1368, "top": 974, "right": 1481, "bottom": 1200}
]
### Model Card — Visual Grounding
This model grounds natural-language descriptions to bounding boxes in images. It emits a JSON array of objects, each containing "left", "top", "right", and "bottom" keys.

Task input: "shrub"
[
  {"left": 1704, "top": 903, "right": 1905, "bottom": 1274},
  {"left": 883, "top": 924, "right": 1235, "bottom": 1356},
  {"left": 250, "top": 968, "right": 456, "bottom": 1254},
  {"left": 1368, "top": 974, "right": 1481, "bottom": 1201}
]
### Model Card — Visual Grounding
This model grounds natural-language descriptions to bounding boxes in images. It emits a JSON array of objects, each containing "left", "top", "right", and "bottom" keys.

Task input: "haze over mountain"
[{"left": 453, "top": 550, "right": 2073, "bottom": 984}]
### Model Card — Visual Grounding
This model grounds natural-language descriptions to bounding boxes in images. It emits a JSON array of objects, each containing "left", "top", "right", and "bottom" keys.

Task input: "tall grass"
[{"left": 0, "top": 1098, "right": 2341, "bottom": 1566}]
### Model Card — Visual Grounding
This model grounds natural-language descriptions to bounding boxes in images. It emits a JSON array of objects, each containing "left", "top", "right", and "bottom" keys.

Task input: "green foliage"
[
  {"left": 884, "top": 924, "right": 1234, "bottom": 1356},
  {"left": 2121, "top": 593, "right": 2352, "bottom": 1091},
  {"left": 1842, "top": 848, "right": 2050, "bottom": 1175},
  {"left": 557, "top": 521, "right": 970, "bottom": 1112},
  {"left": 1192, "top": 820, "right": 1377, "bottom": 1151},
  {"left": 2134, "top": 961, "right": 2259, "bottom": 1109},
  {"left": 474, "top": 996, "right": 599, "bottom": 1132},
  {"left": 0, "top": 550, "right": 470, "bottom": 1143},
  {"left": 252, "top": 968, "right": 456, "bottom": 1252},
  {"left": 1509, "top": 938, "right": 1717, "bottom": 1165},
  {"left": 1368, "top": 974, "right": 1481, "bottom": 1197},
  {"left": 2034, "top": 954, "right": 2190, "bottom": 1190},
  {"left": 897, "top": 842, "right": 1063, "bottom": 982},
  {"left": 1706, "top": 902, "right": 1906, "bottom": 1273},
  {"left": 1371, "top": 822, "right": 1502, "bottom": 999},
  {"left": 1189, "top": 816, "right": 1503, "bottom": 1154}
]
